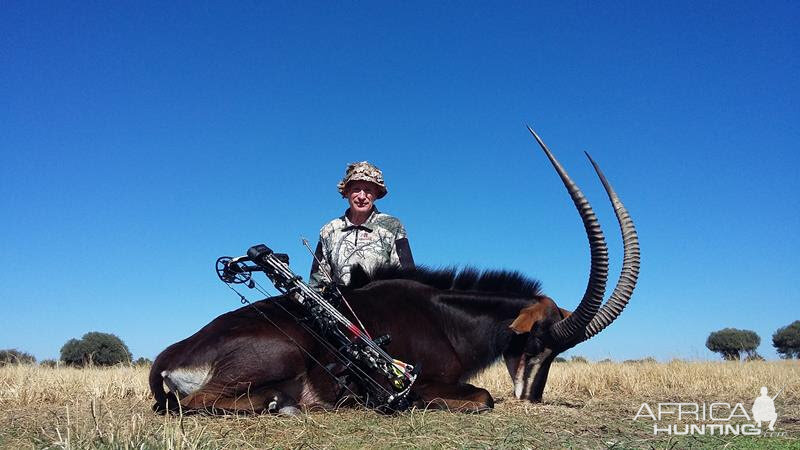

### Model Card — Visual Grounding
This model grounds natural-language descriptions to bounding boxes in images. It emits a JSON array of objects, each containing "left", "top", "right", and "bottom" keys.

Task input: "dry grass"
[{"left": 1, "top": 360, "right": 798, "bottom": 449}]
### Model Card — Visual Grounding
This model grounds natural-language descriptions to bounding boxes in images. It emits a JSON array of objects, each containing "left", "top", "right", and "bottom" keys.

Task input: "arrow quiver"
[{"left": 216, "top": 244, "right": 419, "bottom": 412}]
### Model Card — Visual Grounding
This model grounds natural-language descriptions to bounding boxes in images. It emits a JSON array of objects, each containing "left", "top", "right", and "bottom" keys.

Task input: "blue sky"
[{"left": 1, "top": 1, "right": 798, "bottom": 362}]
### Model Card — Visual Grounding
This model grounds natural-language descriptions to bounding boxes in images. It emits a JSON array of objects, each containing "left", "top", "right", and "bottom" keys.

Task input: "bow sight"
[{"left": 216, "top": 244, "right": 419, "bottom": 412}]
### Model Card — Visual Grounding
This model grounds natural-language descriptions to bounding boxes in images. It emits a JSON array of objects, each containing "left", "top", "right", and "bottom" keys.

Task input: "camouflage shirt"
[{"left": 309, "top": 208, "right": 415, "bottom": 288}]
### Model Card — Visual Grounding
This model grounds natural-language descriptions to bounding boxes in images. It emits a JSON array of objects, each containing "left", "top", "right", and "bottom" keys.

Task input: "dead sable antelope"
[{"left": 150, "top": 128, "right": 640, "bottom": 414}]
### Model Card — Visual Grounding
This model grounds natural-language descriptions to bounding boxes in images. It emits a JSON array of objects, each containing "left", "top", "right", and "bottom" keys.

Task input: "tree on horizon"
[
  {"left": 772, "top": 320, "right": 800, "bottom": 359},
  {"left": 59, "top": 332, "right": 132, "bottom": 367},
  {"left": 706, "top": 328, "right": 760, "bottom": 361}
]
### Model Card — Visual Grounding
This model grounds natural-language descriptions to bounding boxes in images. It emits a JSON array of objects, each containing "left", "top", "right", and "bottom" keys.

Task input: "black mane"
[{"left": 347, "top": 264, "right": 543, "bottom": 298}]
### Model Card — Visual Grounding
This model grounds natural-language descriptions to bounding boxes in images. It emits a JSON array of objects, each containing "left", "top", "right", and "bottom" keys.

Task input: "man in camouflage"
[{"left": 310, "top": 161, "right": 415, "bottom": 289}]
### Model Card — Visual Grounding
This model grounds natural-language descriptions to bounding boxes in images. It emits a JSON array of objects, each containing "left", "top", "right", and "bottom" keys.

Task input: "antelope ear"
[{"left": 510, "top": 299, "right": 556, "bottom": 334}]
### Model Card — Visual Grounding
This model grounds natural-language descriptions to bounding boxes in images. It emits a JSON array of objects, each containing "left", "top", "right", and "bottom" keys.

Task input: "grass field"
[{"left": 1, "top": 360, "right": 798, "bottom": 449}]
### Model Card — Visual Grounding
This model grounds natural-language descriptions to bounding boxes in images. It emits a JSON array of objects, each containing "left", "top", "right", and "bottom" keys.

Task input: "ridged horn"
[
  {"left": 577, "top": 152, "right": 640, "bottom": 342},
  {"left": 526, "top": 126, "right": 609, "bottom": 344}
]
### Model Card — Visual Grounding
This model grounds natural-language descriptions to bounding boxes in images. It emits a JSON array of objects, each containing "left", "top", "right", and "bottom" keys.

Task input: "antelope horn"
[
  {"left": 527, "top": 126, "right": 609, "bottom": 344},
  {"left": 577, "top": 152, "right": 640, "bottom": 342}
]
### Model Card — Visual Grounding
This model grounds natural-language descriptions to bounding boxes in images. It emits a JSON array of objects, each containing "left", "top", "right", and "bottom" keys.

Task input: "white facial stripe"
[
  {"left": 523, "top": 360, "right": 543, "bottom": 399},
  {"left": 514, "top": 356, "right": 527, "bottom": 399}
]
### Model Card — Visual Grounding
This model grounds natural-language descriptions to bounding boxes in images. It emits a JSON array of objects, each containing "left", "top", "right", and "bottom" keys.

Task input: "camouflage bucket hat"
[{"left": 337, "top": 161, "right": 388, "bottom": 199}]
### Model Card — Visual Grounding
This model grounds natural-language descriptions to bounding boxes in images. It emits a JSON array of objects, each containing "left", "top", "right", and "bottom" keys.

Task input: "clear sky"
[{"left": 1, "top": 1, "right": 798, "bottom": 362}]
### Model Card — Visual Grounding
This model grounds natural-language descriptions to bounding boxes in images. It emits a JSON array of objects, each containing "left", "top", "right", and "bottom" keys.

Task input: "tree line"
[
  {"left": 0, "top": 331, "right": 151, "bottom": 367},
  {"left": 705, "top": 320, "right": 800, "bottom": 361}
]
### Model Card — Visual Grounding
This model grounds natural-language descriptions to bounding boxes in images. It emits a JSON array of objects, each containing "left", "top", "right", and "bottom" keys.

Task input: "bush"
[
  {"left": 133, "top": 357, "right": 152, "bottom": 366},
  {"left": 625, "top": 357, "right": 658, "bottom": 364},
  {"left": 39, "top": 359, "right": 59, "bottom": 368},
  {"left": 0, "top": 349, "right": 36, "bottom": 366},
  {"left": 59, "top": 332, "right": 132, "bottom": 367},
  {"left": 706, "top": 328, "right": 760, "bottom": 361},
  {"left": 553, "top": 356, "right": 567, "bottom": 363},
  {"left": 570, "top": 356, "right": 588, "bottom": 363},
  {"left": 772, "top": 320, "right": 800, "bottom": 359}
]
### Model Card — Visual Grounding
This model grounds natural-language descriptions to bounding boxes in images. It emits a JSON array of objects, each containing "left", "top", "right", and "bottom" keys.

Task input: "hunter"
[{"left": 309, "top": 161, "right": 415, "bottom": 289}]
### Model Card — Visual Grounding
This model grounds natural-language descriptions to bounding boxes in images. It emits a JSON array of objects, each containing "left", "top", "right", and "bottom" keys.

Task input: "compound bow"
[{"left": 216, "top": 244, "right": 419, "bottom": 412}]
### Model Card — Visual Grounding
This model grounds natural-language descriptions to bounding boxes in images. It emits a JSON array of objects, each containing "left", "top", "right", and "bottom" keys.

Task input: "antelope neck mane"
[{"left": 348, "top": 264, "right": 543, "bottom": 298}]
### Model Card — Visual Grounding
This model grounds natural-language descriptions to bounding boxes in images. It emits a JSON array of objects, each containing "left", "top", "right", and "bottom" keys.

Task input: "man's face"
[{"left": 346, "top": 181, "right": 378, "bottom": 215}]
